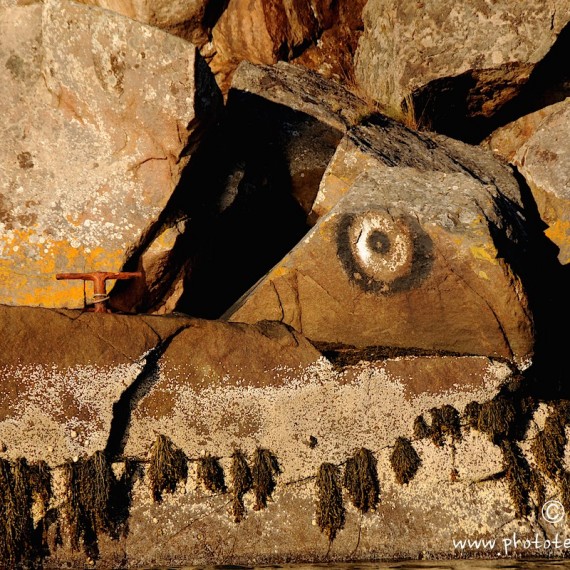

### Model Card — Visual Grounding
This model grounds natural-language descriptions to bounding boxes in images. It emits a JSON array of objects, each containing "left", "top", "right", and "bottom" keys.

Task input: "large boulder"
[
  {"left": 226, "top": 118, "right": 535, "bottom": 366},
  {"left": 354, "top": 0, "right": 570, "bottom": 139},
  {"left": 0, "top": 306, "right": 321, "bottom": 465},
  {"left": 0, "top": 0, "right": 220, "bottom": 309}
]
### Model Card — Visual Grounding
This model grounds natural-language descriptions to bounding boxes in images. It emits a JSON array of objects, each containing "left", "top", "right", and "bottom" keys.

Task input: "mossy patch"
[
  {"left": 0, "top": 457, "right": 34, "bottom": 566},
  {"left": 148, "top": 434, "right": 188, "bottom": 503},
  {"left": 230, "top": 450, "right": 252, "bottom": 523},
  {"left": 476, "top": 397, "right": 516, "bottom": 443},
  {"left": 390, "top": 437, "right": 421, "bottom": 484},
  {"left": 315, "top": 462, "right": 345, "bottom": 542},
  {"left": 252, "top": 448, "right": 281, "bottom": 511},
  {"left": 500, "top": 440, "right": 535, "bottom": 518},
  {"left": 197, "top": 455, "right": 227, "bottom": 494},
  {"left": 463, "top": 401, "right": 481, "bottom": 430},
  {"left": 343, "top": 448, "right": 379, "bottom": 513}
]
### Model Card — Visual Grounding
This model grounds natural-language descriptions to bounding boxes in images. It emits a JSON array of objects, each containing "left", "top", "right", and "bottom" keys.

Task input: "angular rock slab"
[
  {"left": 482, "top": 99, "right": 568, "bottom": 163},
  {"left": 354, "top": 0, "right": 570, "bottom": 122},
  {"left": 512, "top": 99, "right": 570, "bottom": 264},
  {"left": 0, "top": 0, "right": 219, "bottom": 309},
  {"left": 227, "top": 122, "right": 534, "bottom": 366}
]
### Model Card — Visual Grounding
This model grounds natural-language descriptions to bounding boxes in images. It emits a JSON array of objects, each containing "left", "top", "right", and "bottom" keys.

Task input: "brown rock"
[
  {"left": 482, "top": 99, "right": 568, "bottom": 163},
  {"left": 0, "top": 304, "right": 549, "bottom": 565},
  {"left": 0, "top": 0, "right": 220, "bottom": 309},
  {"left": 209, "top": 0, "right": 367, "bottom": 92},
  {"left": 226, "top": 118, "right": 534, "bottom": 366},
  {"left": 354, "top": 0, "right": 570, "bottom": 137},
  {"left": 0, "top": 305, "right": 320, "bottom": 465},
  {"left": 512, "top": 98, "right": 570, "bottom": 264}
]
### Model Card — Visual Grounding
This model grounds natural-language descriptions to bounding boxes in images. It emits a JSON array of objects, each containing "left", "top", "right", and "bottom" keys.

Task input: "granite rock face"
[
  {"left": 226, "top": 117, "right": 535, "bottom": 366},
  {"left": 354, "top": 0, "right": 570, "bottom": 138},
  {"left": 0, "top": 0, "right": 220, "bottom": 309}
]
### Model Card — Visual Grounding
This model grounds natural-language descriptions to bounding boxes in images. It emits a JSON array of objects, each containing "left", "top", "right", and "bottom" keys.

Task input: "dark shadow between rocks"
[
  {"left": 504, "top": 169, "right": 570, "bottom": 401},
  {"left": 114, "top": 88, "right": 343, "bottom": 318}
]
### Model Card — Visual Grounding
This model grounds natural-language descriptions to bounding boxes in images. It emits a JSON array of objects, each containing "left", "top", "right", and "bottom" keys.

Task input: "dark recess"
[{"left": 167, "top": 90, "right": 342, "bottom": 318}]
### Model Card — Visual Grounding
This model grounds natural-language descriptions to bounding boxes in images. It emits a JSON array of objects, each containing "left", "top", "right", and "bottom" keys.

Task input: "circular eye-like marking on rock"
[{"left": 337, "top": 211, "right": 433, "bottom": 294}]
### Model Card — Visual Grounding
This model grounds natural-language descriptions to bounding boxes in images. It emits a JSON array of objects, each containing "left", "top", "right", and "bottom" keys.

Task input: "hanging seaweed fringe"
[
  {"left": 343, "top": 448, "right": 379, "bottom": 513},
  {"left": 230, "top": 450, "right": 253, "bottom": 522},
  {"left": 315, "top": 462, "right": 345, "bottom": 542},
  {"left": 62, "top": 451, "right": 115, "bottom": 559},
  {"left": 197, "top": 455, "right": 227, "bottom": 494},
  {"left": 252, "top": 448, "right": 281, "bottom": 510},
  {"left": 390, "top": 437, "right": 421, "bottom": 484},
  {"left": 148, "top": 434, "right": 188, "bottom": 502}
]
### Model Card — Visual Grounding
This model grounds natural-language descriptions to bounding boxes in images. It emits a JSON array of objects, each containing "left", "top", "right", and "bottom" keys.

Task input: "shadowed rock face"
[
  {"left": 483, "top": 98, "right": 570, "bottom": 266},
  {"left": 511, "top": 99, "right": 570, "bottom": 265},
  {"left": 355, "top": 0, "right": 570, "bottom": 141},
  {"left": 0, "top": 0, "right": 221, "bottom": 310}
]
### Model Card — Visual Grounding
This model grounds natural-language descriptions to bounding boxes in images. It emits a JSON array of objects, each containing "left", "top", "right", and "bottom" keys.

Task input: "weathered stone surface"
[
  {"left": 74, "top": 0, "right": 216, "bottom": 46},
  {"left": 209, "top": 0, "right": 367, "bottom": 91},
  {"left": 511, "top": 99, "right": 570, "bottom": 264},
  {"left": 482, "top": 99, "right": 568, "bottom": 163},
  {"left": 226, "top": 118, "right": 534, "bottom": 366},
  {"left": 0, "top": 0, "right": 220, "bottom": 309},
  {"left": 0, "top": 306, "right": 319, "bottom": 465},
  {"left": 354, "top": 0, "right": 570, "bottom": 133},
  {"left": 231, "top": 61, "right": 371, "bottom": 132},
  {"left": 117, "top": 355, "right": 514, "bottom": 565}
]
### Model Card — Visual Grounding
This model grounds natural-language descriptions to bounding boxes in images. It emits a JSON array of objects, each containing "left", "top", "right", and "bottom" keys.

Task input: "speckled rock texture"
[
  {"left": 0, "top": 306, "right": 320, "bottom": 466},
  {"left": 226, "top": 116, "right": 535, "bottom": 366},
  {"left": 0, "top": 0, "right": 220, "bottom": 310},
  {"left": 354, "top": 0, "right": 570, "bottom": 123},
  {"left": 511, "top": 99, "right": 570, "bottom": 265}
]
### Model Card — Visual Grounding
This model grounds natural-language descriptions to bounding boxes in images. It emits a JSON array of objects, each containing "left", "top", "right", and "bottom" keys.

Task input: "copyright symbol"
[{"left": 542, "top": 500, "right": 565, "bottom": 524}]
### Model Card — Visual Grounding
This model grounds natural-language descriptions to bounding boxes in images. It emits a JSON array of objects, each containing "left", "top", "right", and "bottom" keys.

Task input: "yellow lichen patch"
[
  {"left": 0, "top": 228, "right": 127, "bottom": 307},
  {"left": 470, "top": 244, "right": 498, "bottom": 265},
  {"left": 477, "top": 270, "right": 490, "bottom": 280},
  {"left": 545, "top": 219, "right": 570, "bottom": 263}
]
